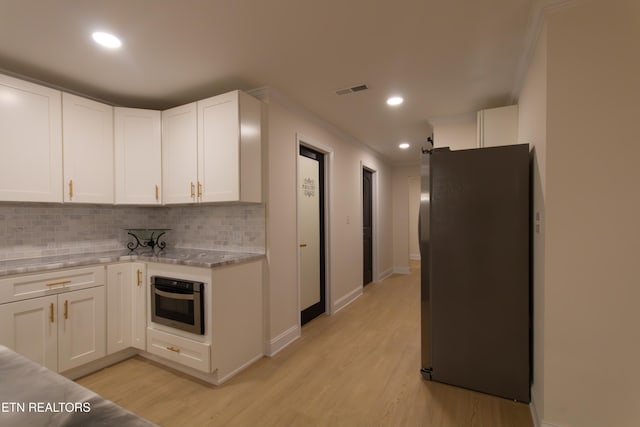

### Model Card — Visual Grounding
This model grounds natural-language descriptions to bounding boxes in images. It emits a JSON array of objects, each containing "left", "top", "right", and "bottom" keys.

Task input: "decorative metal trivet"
[{"left": 126, "top": 229, "right": 170, "bottom": 252}]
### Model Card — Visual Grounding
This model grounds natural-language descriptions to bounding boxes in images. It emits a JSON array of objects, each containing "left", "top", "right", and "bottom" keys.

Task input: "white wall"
[
  {"left": 519, "top": 1, "right": 640, "bottom": 426},
  {"left": 261, "top": 90, "right": 394, "bottom": 353},
  {"left": 408, "top": 176, "right": 420, "bottom": 260},
  {"left": 545, "top": 1, "right": 640, "bottom": 426},
  {"left": 432, "top": 113, "right": 477, "bottom": 150},
  {"left": 391, "top": 165, "right": 419, "bottom": 273},
  {"left": 516, "top": 20, "right": 548, "bottom": 425}
]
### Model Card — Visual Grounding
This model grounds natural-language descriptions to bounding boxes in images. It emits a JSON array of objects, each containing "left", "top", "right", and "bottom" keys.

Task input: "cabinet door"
[
  {"left": 477, "top": 105, "right": 518, "bottom": 148},
  {"left": 197, "top": 92, "right": 240, "bottom": 202},
  {"left": 62, "top": 93, "right": 114, "bottom": 204},
  {"left": 58, "top": 286, "right": 106, "bottom": 372},
  {"left": 0, "top": 295, "right": 58, "bottom": 371},
  {"left": 131, "top": 263, "right": 147, "bottom": 350},
  {"left": 162, "top": 102, "right": 198, "bottom": 204},
  {"left": 0, "top": 74, "right": 62, "bottom": 202},
  {"left": 106, "top": 264, "right": 132, "bottom": 354},
  {"left": 114, "top": 108, "right": 162, "bottom": 204}
]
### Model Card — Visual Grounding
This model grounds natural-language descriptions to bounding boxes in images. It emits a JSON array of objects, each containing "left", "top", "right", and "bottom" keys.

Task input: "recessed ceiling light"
[
  {"left": 399, "top": 143, "right": 410, "bottom": 149},
  {"left": 386, "top": 96, "right": 403, "bottom": 106},
  {"left": 92, "top": 31, "right": 122, "bottom": 49}
]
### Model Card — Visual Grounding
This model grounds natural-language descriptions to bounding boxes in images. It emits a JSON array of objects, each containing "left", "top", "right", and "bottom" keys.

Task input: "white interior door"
[{"left": 298, "top": 154, "right": 321, "bottom": 312}]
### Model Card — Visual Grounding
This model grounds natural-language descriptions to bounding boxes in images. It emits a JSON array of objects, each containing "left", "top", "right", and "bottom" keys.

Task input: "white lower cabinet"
[
  {"left": 0, "top": 259, "right": 264, "bottom": 383},
  {"left": 147, "top": 328, "right": 211, "bottom": 373},
  {"left": 131, "top": 264, "right": 147, "bottom": 351},
  {"left": 106, "top": 263, "right": 146, "bottom": 354},
  {"left": 0, "top": 284, "right": 105, "bottom": 373},
  {"left": 144, "top": 260, "right": 264, "bottom": 383},
  {"left": 211, "top": 260, "right": 263, "bottom": 383},
  {"left": 0, "top": 295, "right": 58, "bottom": 371},
  {"left": 57, "top": 286, "right": 106, "bottom": 372}
]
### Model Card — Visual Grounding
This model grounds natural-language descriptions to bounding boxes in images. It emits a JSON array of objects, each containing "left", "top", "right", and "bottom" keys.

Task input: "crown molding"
[{"left": 511, "top": 0, "right": 582, "bottom": 102}]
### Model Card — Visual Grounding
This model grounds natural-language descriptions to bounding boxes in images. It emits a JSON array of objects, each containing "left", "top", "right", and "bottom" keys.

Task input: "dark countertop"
[{"left": 0, "top": 249, "right": 265, "bottom": 277}]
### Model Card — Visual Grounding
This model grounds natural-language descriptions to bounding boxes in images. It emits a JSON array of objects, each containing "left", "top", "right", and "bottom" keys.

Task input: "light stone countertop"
[{"left": 0, "top": 249, "right": 265, "bottom": 277}]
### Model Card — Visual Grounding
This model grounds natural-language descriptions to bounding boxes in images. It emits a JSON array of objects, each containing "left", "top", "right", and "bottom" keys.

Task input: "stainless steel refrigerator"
[{"left": 420, "top": 144, "right": 530, "bottom": 402}]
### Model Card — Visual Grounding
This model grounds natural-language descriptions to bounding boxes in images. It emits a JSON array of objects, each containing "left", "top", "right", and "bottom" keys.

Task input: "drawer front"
[
  {"left": 147, "top": 328, "right": 211, "bottom": 373},
  {"left": 0, "top": 266, "right": 106, "bottom": 304}
]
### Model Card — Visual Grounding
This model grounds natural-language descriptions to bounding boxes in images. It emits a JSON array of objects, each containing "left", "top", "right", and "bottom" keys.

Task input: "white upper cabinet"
[
  {"left": 63, "top": 93, "right": 114, "bottom": 204},
  {"left": 1, "top": 72, "right": 261, "bottom": 207},
  {"left": 0, "top": 74, "right": 63, "bottom": 202},
  {"left": 114, "top": 107, "right": 162, "bottom": 204},
  {"left": 162, "top": 102, "right": 198, "bottom": 204},
  {"left": 477, "top": 105, "right": 519, "bottom": 148},
  {"left": 197, "top": 90, "right": 262, "bottom": 203}
]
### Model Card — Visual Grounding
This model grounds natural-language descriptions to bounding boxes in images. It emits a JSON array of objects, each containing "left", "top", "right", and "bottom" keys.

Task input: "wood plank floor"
[{"left": 77, "top": 263, "right": 533, "bottom": 427}]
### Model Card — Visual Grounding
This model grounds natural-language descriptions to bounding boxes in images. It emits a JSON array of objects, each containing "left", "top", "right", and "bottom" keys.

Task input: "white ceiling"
[{"left": 0, "top": 0, "right": 536, "bottom": 165}]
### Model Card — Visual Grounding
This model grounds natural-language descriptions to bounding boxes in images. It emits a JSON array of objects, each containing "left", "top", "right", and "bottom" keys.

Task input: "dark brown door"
[{"left": 363, "top": 169, "right": 373, "bottom": 285}]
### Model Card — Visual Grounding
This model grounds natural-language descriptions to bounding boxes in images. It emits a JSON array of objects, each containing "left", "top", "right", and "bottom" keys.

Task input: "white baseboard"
[
  {"left": 530, "top": 392, "right": 541, "bottom": 427},
  {"left": 333, "top": 286, "right": 363, "bottom": 314},
  {"left": 394, "top": 266, "right": 411, "bottom": 275},
  {"left": 530, "top": 388, "right": 560, "bottom": 427},
  {"left": 61, "top": 348, "right": 138, "bottom": 380},
  {"left": 267, "top": 325, "right": 300, "bottom": 357},
  {"left": 378, "top": 268, "right": 393, "bottom": 282},
  {"left": 410, "top": 253, "right": 421, "bottom": 261},
  {"left": 139, "top": 351, "right": 220, "bottom": 385}
]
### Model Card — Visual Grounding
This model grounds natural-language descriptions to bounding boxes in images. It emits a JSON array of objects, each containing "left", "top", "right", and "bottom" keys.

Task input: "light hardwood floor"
[{"left": 77, "top": 263, "right": 533, "bottom": 427}]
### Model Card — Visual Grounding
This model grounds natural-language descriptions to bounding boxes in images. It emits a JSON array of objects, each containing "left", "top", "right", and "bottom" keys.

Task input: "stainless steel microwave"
[{"left": 150, "top": 276, "right": 205, "bottom": 335}]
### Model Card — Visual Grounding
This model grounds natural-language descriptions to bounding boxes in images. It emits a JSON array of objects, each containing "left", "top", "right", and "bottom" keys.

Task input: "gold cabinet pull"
[
  {"left": 50, "top": 303, "right": 54, "bottom": 323},
  {"left": 69, "top": 180, "right": 73, "bottom": 199},
  {"left": 166, "top": 346, "right": 180, "bottom": 353},
  {"left": 155, "top": 185, "right": 159, "bottom": 201},
  {"left": 197, "top": 181, "right": 202, "bottom": 198},
  {"left": 46, "top": 280, "right": 71, "bottom": 287},
  {"left": 64, "top": 300, "right": 68, "bottom": 320},
  {"left": 299, "top": 244, "right": 307, "bottom": 248},
  {"left": 137, "top": 269, "right": 142, "bottom": 287},
  {"left": 190, "top": 182, "right": 195, "bottom": 198}
]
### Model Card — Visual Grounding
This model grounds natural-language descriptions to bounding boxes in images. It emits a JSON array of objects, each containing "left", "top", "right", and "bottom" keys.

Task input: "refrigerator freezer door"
[
  {"left": 419, "top": 148, "right": 431, "bottom": 375},
  {"left": 429, "top": 144, "right": 530, "bottom": 402}
]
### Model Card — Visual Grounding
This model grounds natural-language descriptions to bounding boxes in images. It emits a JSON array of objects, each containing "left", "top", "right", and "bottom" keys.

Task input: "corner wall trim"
[
  {"left": 511, "top": 0, "right": 581, "bottom": 100},
  {"left": 216, "top": 353, "right": 265, "bottom": 384},
  {"left": 530, "top": 388, "right": 561, "bottom": 427},
  {"left": 267, "top": 325, "right": 300, "bottom": 357},
  {"left": 530, "top": 393, "right": 541, "bottom": 427},
  {"left": 394, "top": 266, "right": 411, "bottom": 275},
  {"left": 378, "top": 268, "right": 393, "bottom": 282},
  {"left": 333, "top": 287, "right": 363, "bottom": 314}
]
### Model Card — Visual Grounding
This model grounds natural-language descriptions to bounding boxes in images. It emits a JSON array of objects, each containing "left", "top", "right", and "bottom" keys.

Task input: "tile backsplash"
[{"left": 0, "top": 203, "right": 265, "bottom": 261}]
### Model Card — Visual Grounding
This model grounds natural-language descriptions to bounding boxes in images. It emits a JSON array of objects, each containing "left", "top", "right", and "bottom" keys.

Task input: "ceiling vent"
[{"left": 336, "top": 84, "right": 369, "bottom": 95}]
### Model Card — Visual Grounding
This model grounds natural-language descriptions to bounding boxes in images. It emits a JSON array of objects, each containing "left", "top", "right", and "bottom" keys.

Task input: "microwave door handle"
[{"left": 153, "top": 288, "right": 195, "bottom": 300}]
